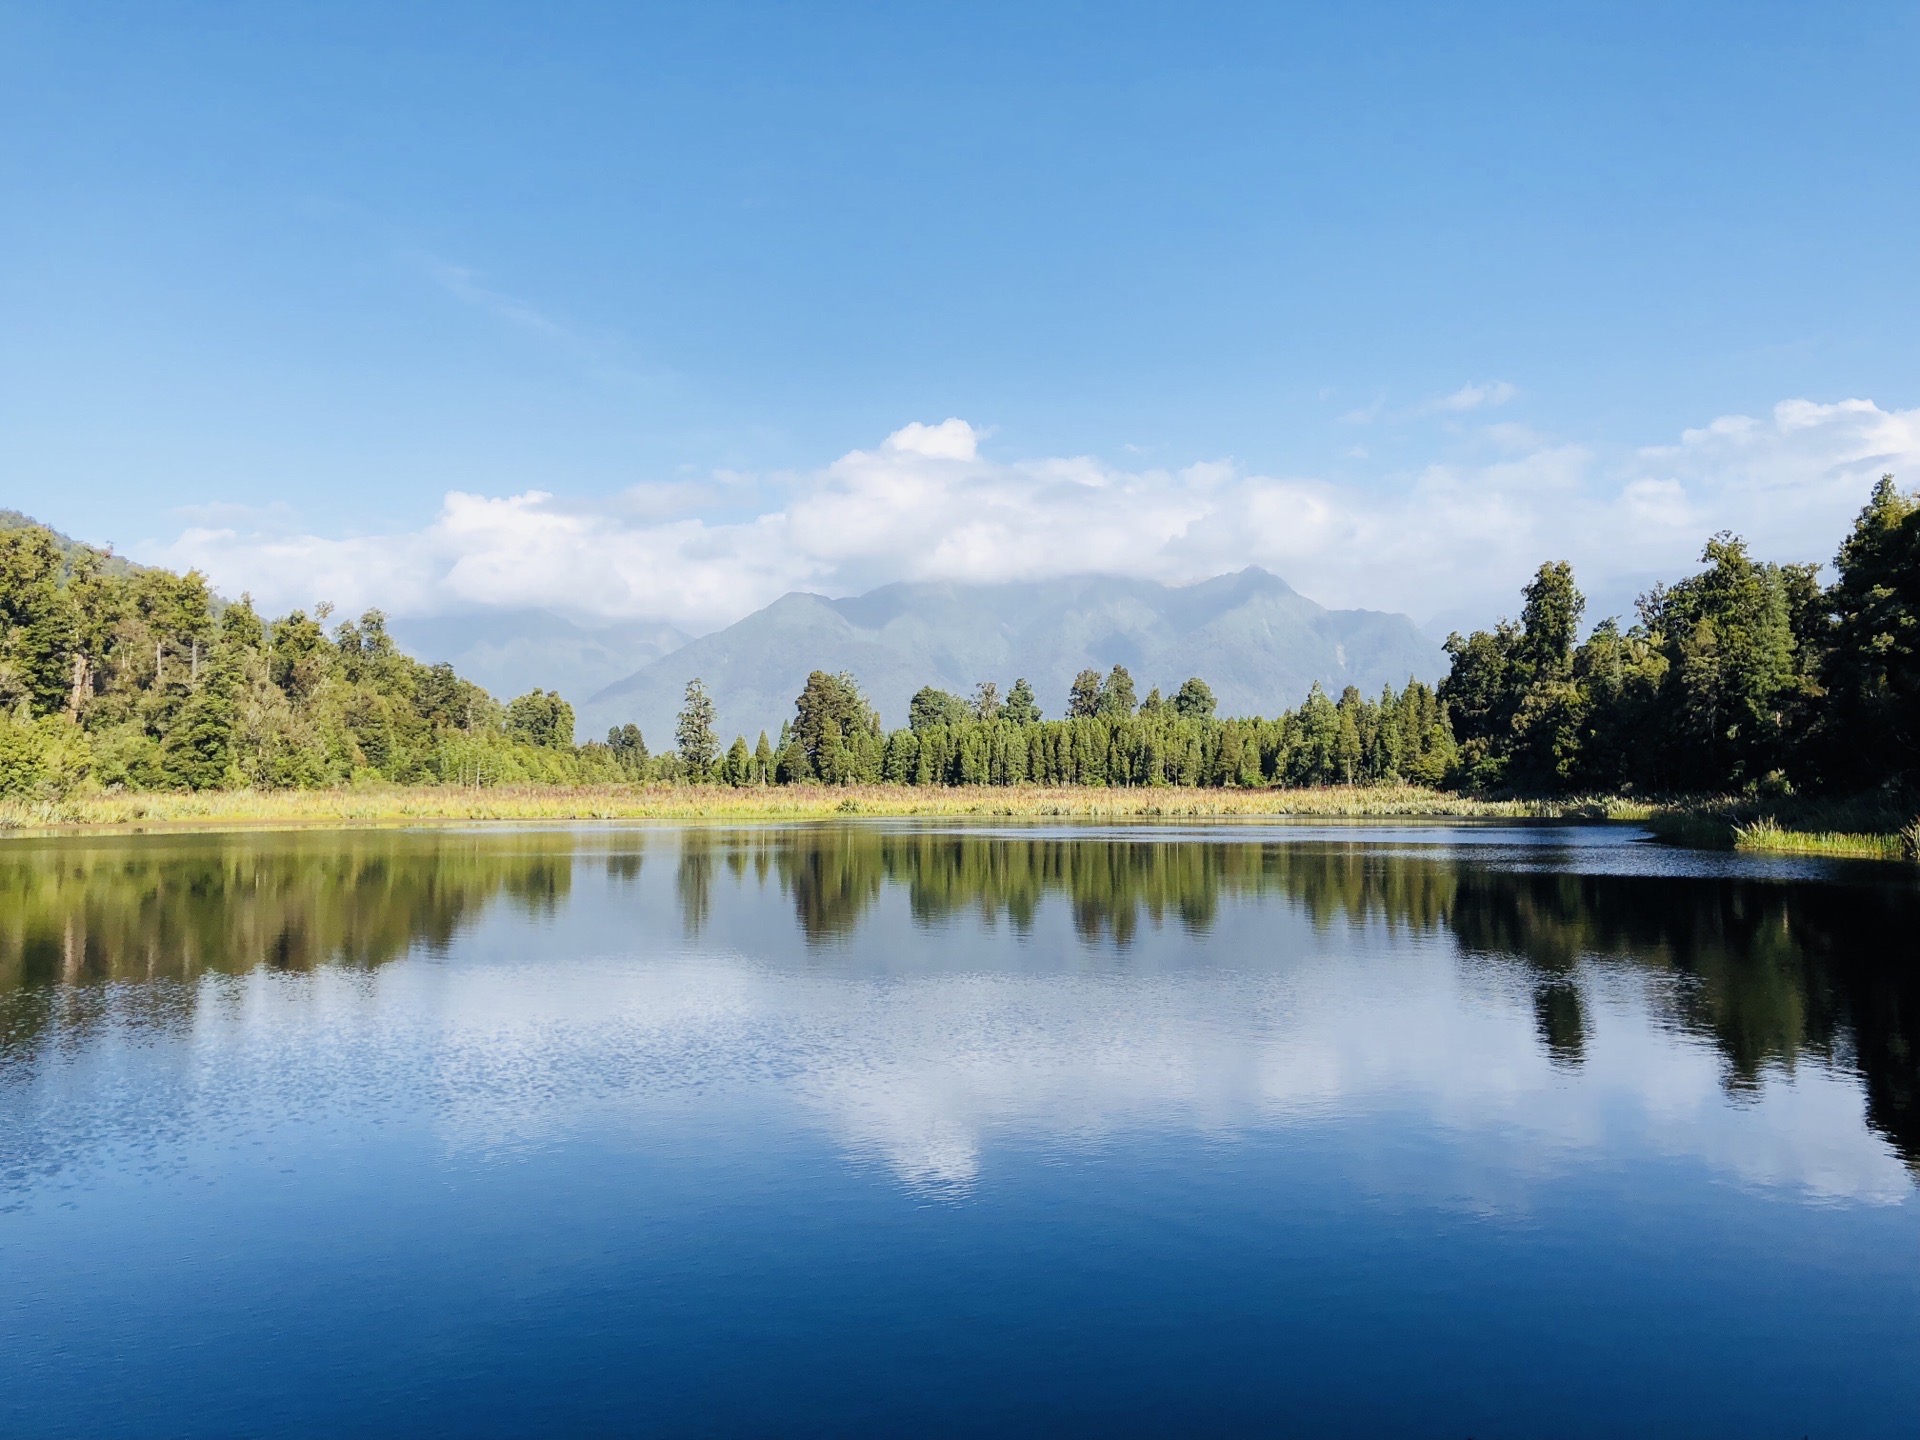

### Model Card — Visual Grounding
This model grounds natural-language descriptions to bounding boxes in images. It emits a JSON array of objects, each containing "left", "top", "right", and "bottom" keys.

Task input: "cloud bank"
[{"left": 150, "top": 397, "right": 1920, "bottom": 634}]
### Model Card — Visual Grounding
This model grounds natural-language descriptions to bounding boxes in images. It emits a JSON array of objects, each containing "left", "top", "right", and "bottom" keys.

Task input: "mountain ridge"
[{"left": 578, "top": 567, "right": 1444, "bottom": 745}]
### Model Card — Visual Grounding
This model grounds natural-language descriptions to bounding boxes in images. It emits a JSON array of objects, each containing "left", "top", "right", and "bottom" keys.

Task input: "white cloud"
[
  {"left": 881, "top": 417, "right": 980, "bottom": 461},
  {"left": 1429, "top": 379, "right": 1518, "bottom": 413},
  {"left": 148, "top": 397, "right": 1920, "bottom": 634}
]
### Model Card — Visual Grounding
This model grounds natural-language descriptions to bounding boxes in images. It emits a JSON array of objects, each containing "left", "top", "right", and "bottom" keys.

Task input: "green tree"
[
  {"left": 1826, "top": 474, "right": 1919, "bottom": 783},
  {"left": 794, "top": 670, "right": 876, "bottom": 776},
  {"left": 908, "top": 685, "right": 969, "bottom": 731},
  {"left": 506, "top": 690, "right": 575, "bottom": 749},
  {"left": 1002, "top": 677, "right": 1041, "bottom": 724},
  {"left": 1067, "top": 668, "right": 1103, "bottom": 719},
  {"left": 608, "top": 723, "right": 649, "bottom": 774},
  {"left": 972, "top": 680, "right": 1001, "bottom": 721},
  {"left": 1098, "top": 664, "right": 1137, "bottom": 718},
  {"left": 0, "top": 527, "right": 75, "bottom": 715},
  {"left": 1644, "top": 534, "right": 1804, "bottom": 789},
  {"left": 723, "top": 735, "right": 751, "bottom": 786},
  {"left": 1173, "top": 677, "right": 1216, "bottom": 719},
  {"left": 676, "top": 678, "right": 718, "bottom": 778}
]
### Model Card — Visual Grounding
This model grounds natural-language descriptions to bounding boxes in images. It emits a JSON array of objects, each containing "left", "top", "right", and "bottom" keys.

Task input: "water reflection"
[{"left": 2, "top": 824, "right": 1916, "bottom": 1179}]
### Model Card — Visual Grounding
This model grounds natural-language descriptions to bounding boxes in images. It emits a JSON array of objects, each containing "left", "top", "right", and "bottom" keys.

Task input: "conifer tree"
[
  {"left": 1002, "top": 677, "right": 1041, "bottom": 724},
  {"left": 676, "top": 678, "right": 718, "bottom": 778},
  {"left": 1067, "top": 668, "right": 1103, "bottom": 719}
]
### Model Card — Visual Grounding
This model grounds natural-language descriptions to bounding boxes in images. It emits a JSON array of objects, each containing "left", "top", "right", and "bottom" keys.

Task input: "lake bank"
[{"left": 1, "top": 781, "right": 1912, "bottom": 859}]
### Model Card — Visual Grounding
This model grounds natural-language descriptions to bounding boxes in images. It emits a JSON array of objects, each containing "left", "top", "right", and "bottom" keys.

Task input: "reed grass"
[{"left": 1730, "top": 815, "right": 1908, "bottom": 861}]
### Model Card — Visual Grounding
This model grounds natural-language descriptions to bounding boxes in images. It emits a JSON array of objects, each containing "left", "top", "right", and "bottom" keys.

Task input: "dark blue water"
[{"left": 3, "top": 822, "right": 1918, "bottom": 1436}]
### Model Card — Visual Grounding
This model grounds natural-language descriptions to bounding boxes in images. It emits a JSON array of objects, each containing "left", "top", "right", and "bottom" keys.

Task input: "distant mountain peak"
[{"left": 579, "top": 567, "right": 1440, "bottom": 746}]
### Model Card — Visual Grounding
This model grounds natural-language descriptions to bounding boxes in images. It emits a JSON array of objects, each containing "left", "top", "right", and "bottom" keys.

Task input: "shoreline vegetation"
[
  {"left": 2, "top": 476, "right": 1915, "bottom": 863},
  {"left": 0, "top": 782, "right": 1913, "bottom": 861}
]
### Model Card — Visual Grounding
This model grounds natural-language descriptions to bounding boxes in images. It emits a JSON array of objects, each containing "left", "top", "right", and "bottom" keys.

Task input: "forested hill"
[
  {"left": 0, "top": 514, "right": 616, "bottom": 794},
  {"left": 580, "top": 568, "right": 1442, "bottom": 746}
]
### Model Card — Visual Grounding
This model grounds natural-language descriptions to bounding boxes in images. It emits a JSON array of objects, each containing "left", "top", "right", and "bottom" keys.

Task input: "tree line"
[
  {"left": 0, "top": 524, "right": 642, "bottom": 799},
  {"left": 1438, "top": 474, "right": 1918, "bottom": 797},
  {"left": 4, "top": 473, "right": 1915, "bottom": 800},
  {"left": 658, "top": 665, "right": 1455, "bottom": 790}
]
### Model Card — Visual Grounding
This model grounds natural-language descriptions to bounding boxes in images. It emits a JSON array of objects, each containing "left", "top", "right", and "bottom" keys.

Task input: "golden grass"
[
  {"left": 0, "top": 781, "right": 1647, "bottom": 835},
  {"left": 2, "top": 783, "right": 1909, "bottom": 862}
]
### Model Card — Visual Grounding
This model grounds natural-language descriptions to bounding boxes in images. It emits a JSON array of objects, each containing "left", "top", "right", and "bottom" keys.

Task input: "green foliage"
[
  {"left": 0, "top": 707, "right": 92, "bottom": 800},
  {"left": 506, "top": 689, "right": 576, "bottom": 749},
  {"left": 793, "top": 670, "right": 880, "bottom": 783},
  {"left": 1173, "top": 677, "right": 1216, "bottom": 719},
  {"left": 1439, "top": 484, "right": 1916, "bottom": 797},
  {"left": 1066, "top": 668, "right": 1102, "bottom": 719},
  {"left": 908, "top": 685, "right": 969, "bottom": 731},
  {"left": 0, "top": 518, "right": 622, "bottom": 794},
  {"left": 1826, "top": 474, "right": 1920, "bottom": 784},
  {"left": 773, "top": 667, "right": 1453, "bottom": 790},
  {"left": 1002, "top": 677, "right": 1041, "bottom": 724},
  {"left": 676, "top": 678, "right": 719, "bottom": 778}
]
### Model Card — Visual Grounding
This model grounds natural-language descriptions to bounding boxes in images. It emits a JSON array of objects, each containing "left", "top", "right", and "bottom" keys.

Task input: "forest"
[{"left": 1, "top": 475, "right": 1915, "bottom": 805}]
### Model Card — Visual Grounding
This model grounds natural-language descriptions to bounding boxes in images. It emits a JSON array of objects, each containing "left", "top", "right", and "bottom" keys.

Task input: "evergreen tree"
[
  {"left": 1067, "top": 668, "right": 1103, "bottom": 719},
  {"left": 608, "top": 723, "right": 649, "bottom": 773},
  {"left": 1826, "top": 474, "right": 1920, "bottom": 784},
  {"left": 723, "top": 735, "right": 751, "bottom": 786},
  {"left": 908, "top": 685, "right": 969, "bottom": 731},
  {"left": 1098, "top": 664, "right": 1137, "bottom": 718},
  {"left": 972, "top": 680, "right": 1001, "bottom": 721},
  {"left": 1002, "top": 677, "right": 1041, "bottom": 724},
  {"left": 1173, "top": 677, "right": 1216, "bottom": 718},
  {"left": 676, "top": 678, "right": 718, "bottom": 778},
  {"left": 794, "top": 670, "right": 876, "bottom": 779}
]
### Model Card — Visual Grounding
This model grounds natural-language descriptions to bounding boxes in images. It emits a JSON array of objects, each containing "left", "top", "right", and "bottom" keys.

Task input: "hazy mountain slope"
[
  {"left": 387, "top": 611, "right": 690, "bottom": 710},
  {"left": 579, "top": 568, "right": 1443, "bottom": 747}
]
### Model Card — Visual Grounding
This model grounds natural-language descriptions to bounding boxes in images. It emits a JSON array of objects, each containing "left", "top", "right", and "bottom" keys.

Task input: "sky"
[{"left": 3, "top": 0, "right": 1918, "bottom": 636}]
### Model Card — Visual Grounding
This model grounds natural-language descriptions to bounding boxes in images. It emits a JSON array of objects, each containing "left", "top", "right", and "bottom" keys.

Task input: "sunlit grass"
[
  {"left": 0, "top": 781, "right": 1643, "bottom": 833},
  {"left": 1732, "top": 816, "right": 1909, "bottom": 861},
  {"left": 1, "top": 783, "right": 1909, "bottom": 862}
]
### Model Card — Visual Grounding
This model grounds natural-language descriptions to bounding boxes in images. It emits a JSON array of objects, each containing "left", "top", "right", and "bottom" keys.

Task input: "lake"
[{"left": 3, "top": 821, "right": 1918, "bottom": 1437}]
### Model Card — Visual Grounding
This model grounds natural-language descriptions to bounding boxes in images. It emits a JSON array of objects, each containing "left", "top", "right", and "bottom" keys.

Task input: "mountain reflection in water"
[{"left": 3, "top": 822, "right": 1916, "bottom": 1179}]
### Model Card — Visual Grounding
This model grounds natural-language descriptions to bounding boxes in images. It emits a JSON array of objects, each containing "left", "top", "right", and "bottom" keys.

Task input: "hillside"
[{"left": 578, "top": 568, "right": 1444, "bottom": 745}]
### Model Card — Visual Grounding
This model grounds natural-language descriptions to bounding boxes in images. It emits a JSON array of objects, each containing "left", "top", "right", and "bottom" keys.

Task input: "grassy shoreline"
[
  {"left": 0, "top": 782, "right": 1911, "bottom": 860},
  {"left": 0, "top": 782, "right": 1641, "bottom": 832}
]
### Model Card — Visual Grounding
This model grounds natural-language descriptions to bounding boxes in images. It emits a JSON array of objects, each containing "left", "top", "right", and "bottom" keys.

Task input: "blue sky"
[{"left": 3, "top": 1, "right": 1917, "bottom": 631}]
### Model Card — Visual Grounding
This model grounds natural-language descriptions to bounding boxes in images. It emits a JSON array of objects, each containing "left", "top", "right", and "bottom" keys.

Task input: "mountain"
[
  {"left": 386, "top": 610, "right": 690, "bottom": 711},
  {"left": 578, "top": 568, "right": 1445, "bottom": 746}
]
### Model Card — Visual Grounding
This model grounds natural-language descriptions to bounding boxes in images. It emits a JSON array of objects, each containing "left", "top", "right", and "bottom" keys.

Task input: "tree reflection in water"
[{"left": 3, "top": 824, "right": 1916, "bottom": 1171}]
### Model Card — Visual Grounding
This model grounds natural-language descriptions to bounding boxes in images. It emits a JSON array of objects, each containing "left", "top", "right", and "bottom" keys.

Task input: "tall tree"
[
  {"left": 0, "top": 527, "right": 74, "bottom": 715},
  {"left": 1002, "top": 677, "right": 1041, "bottom": 724},
  {"left": 1098, "top": 664, "right": 1137, "bottom": 718},
  {"left": 1826, "top": 474, "right": 1920, "bottom": 784},
  {"left": 793, "top": 670, "right": 876, "bottom": 779},
  {"left": 676, "top": 678, "right": 718, "bottom": 777},
  {"left": 1066, "top": 669, "right": 1103, "bottom": 719},
  {"left": 908, "top": 685, "right": 969, "bottom": 731},
  {"left": 1173, "top": 677, "right": 1216, "bottom": 719}
]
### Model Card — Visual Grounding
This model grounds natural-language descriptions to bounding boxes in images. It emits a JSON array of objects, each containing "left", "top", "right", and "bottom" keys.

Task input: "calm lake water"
[{"left": 3, "top": 821, "right": 1918, "bottom": 1437}]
